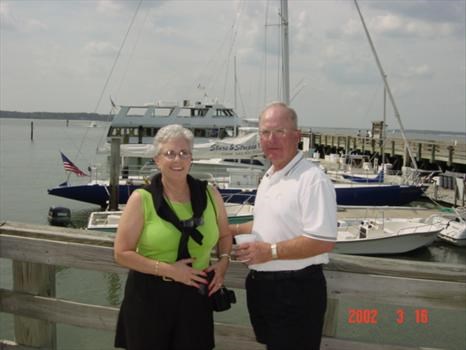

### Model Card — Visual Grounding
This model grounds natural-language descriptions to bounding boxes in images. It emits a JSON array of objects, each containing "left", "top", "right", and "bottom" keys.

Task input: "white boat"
[
  {"left": 86, "top": 202, "right": 255, "bottom": 233},
  {"left": 424, "top": 207, "right": 466, "bottom": 246},
  {"left": 87, "top": 210, "right": 122, "bottom": 233},
  {"left": 334, "top": 218, "right": 443, "bottom": 255},
  {"left": 48, "top": 99, "right": 266, "bottom": 207}
]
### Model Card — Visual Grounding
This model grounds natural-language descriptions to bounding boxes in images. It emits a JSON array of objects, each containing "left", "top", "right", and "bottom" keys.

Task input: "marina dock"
[
  {"left": 1, "top": 222, "right": 464, "bottom": 350},
  {"left": 303, "top": 131, "right": 466, "bottom": 171}
]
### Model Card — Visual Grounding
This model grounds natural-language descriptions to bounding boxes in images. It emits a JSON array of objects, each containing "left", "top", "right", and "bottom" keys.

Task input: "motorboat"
[
  {"left": 334, "top": 218, "right": 443, "bottom": 255},
  {"left": 424, "top": 207, "right": 466, "bottom": 246},
  {"left": 48, "top": 100, "right": 265, "bottom": 207},
  {"left": 86, "top": 202, "right": 255, "bottom": 233}
]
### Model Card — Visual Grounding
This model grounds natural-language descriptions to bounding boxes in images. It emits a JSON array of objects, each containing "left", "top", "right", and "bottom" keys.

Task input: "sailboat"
[{"left": 47, "top": 0, "right": 426, "bottom": 208}]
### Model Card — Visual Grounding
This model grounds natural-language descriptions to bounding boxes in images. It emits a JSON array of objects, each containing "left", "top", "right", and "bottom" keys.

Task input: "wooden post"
[
  {"left": 13, "top": 261, "right": 56, "bottom": 349},
  {"left": 30, "top": 121, "right": 34, "bottom": 141},
  {"left": 309, "top": 132, "right": 315, "bottom": 149},
  {"left": 109, "top": 137, "right": 121, "bottom": 211},
  {"left": 430, "top": 143, "right": 436, "bottom": 163},
  {"left": 417, "top": 143, "right": 422, "bottom": 164},
  {"left": 391, "top": 140, "right": 395, "bottom": 157},
  {"left": 322, "top": 298, "right": 338, "bottom": 337},
  {"left": 345, "top": 136, "right": 350, "bottom": 155},
  {"left": 447, "top": 146, "right": 454, "bottom": 167},
  {"left": 403, "top": 144, "right": 409, "bottom": 167}
]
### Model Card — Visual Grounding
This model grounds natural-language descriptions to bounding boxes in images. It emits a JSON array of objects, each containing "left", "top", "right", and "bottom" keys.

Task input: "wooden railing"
[{"left": 1, "top": 222, "right": 465, "bottom": 350}]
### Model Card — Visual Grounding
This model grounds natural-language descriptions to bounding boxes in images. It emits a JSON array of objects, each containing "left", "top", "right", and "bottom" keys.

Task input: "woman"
[{"left": 114, "top": 124, "right": 232, "bottom": 350}]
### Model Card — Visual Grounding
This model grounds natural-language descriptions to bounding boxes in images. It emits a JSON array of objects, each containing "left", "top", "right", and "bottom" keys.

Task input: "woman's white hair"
[{"left": 152, "top": 124, "right": 194, "bottom": 156}]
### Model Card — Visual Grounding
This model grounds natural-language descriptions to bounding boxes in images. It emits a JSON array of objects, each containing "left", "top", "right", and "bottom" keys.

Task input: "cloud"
[
  {"left": 83, "top": 41, "right": 118, "bottom": 57},
  {"left": 370, "top": 14, "right": 457, "bottom": 38},
  {"left": 96, "top": 0, "right": 123, "bottom": 14},
  {"left": 367, "top": 0, "right": 465, "bottom": 23},
  {"left": 0, "top": 2, "right": 47, "bottom": 32},
  {"left": 399, "top": 64, "right": 433, "bottom": 79}
]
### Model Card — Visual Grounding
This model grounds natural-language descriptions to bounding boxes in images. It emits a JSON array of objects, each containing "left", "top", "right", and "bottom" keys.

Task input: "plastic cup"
[{"left": 235, "top": 233, "right": 257, "bottom": 244}]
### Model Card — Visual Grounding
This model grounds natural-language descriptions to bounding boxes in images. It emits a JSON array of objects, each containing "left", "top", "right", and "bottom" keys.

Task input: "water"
[{"left": 0, "top": 118, "right": 465, "bottom": 349}]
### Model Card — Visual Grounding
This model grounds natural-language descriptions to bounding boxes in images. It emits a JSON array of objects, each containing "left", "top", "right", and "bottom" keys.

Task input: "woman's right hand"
[{"left": 170, "top": 258, "right": 208, "bottom": 288}]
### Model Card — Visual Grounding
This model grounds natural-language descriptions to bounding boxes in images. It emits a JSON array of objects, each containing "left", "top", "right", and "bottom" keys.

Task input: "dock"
[
  {"left": 303, "top": 131, "right": 466, "bottom": 171},
  {"left": 1, "top": 222, "right": 465, "bottom": 350}
]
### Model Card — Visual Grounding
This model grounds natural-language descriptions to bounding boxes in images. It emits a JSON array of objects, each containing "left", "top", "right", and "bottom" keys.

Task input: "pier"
[
  {"left": 303, "top": 131, "right": 466, "bottom": 171},
  {"left": 1, "top": 222, "right": 464, "bottom": 349}
]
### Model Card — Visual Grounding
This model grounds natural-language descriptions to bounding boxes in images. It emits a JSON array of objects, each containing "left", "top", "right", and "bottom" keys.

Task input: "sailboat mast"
[
  {"left": 234, "top": 55, "right": 238, "bottom": 112},
  {"left": 280, "top": 0, "right": 290, "bottom": 105},
  {"left": 382, "top": 79, "right": 386, "bottom": 166},
  {"left": 354, "top": 0, "right": 418, "bottom": 169}
]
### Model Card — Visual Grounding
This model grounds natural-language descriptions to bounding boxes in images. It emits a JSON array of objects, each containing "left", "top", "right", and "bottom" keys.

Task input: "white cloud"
[
  {"left": 400, "top": 64, "right": 433, "bottom": 79},
  {"left": 96, "top": 0, "right": 124, "bottom": 15},
  {"left": 0, "top": 2, "right": 47, "bottom": 32},
  {"left": 371, "top": 14, "right": 456, "bottom": 38},
  {"left": 83, "top": 41, "right": 118, "bottom": 57}
]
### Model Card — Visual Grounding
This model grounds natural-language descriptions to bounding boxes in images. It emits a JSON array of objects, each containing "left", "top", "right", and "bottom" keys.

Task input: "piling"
[{"left": 109, "top": 137, "right": 121, "bottom": 210}]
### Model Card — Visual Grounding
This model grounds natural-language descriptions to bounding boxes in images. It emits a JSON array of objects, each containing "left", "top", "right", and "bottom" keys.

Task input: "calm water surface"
[{"left": 0, "top": 119, "right": 464, "bottom": 349}]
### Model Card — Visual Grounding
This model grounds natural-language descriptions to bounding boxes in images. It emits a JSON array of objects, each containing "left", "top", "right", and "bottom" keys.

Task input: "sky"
[{"left": 0, "top": 0, "right": 465, "bottom": 132}]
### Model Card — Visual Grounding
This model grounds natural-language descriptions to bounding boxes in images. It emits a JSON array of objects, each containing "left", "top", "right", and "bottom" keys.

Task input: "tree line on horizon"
[{"left": 0, "top": 110, "right": 112, "bottom": 121}]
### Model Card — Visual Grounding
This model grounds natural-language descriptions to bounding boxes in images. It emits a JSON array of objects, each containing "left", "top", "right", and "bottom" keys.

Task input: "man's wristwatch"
[{"left": 271, "top": 243, "right": 278, "bottom": 259}]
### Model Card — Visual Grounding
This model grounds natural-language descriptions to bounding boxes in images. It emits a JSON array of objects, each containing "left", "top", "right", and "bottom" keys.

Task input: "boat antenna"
[{"left": 354, "top": 0, "right": 418, "bottom": 170}]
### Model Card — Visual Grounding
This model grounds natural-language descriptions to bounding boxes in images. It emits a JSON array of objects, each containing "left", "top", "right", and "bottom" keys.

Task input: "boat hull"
[
  {"left": 48, "top": 183, "right": 425, "bottom": 207},
  {"left": 333, "top": 230, "right": 438, "bottom": 255}
]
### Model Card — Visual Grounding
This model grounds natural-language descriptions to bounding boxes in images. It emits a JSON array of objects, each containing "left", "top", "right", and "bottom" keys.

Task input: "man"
[{"left": 233, "top": 102, "right": 337, "bottom": 350}]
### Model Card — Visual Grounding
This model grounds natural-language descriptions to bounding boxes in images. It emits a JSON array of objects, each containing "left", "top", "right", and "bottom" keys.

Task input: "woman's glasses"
[{"left": 161, "top": 150, "right": 192, "bottom": 160}]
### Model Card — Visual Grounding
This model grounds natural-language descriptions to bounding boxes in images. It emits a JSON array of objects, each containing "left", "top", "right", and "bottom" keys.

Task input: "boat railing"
[
  {"left": 221, "top": 192, "right": 256, "bottom": 205},
  {"left": 394, "top": 222, "right": 443, "bottom": 236}
]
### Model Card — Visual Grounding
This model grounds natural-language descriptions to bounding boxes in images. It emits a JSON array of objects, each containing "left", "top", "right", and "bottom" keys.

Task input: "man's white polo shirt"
[{"left": 250, "top": 151, "right": 337, "bottom": 271}]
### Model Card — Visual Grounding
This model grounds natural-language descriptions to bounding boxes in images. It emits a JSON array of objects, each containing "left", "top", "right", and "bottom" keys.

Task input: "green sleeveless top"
[{"left": 136, "top": 187, "right": 219, "bottom": 270}]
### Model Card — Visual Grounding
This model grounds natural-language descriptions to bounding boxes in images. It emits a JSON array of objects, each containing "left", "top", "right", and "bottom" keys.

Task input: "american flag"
[{"left": 60, "top": 152, "right": 88, "bottom": 177}]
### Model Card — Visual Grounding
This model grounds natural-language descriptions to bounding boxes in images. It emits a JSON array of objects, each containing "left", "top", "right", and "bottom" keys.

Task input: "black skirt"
[{"left": 115, "top": 270, "right": 214, "bottom": 350}]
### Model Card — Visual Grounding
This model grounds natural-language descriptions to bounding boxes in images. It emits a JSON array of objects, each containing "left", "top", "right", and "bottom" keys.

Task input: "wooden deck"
[{"left": 1, "top": 222, "right": 465, "bottom": 350}]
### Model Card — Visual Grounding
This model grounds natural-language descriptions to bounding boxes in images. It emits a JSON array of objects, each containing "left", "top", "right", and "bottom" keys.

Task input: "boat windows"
[
  {"left": 152, "top": 108, "right": 172, "bottom": 117},
  {"left": 194, "top": 129, "right": 207, "bottom": 137},
  {"left": 215, "top": 109, "right": 235, "bottom": 117}
]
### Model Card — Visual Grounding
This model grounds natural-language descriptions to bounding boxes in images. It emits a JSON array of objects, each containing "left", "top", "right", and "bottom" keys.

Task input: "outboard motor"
[{"left": 48, "top": 206, "right": 71, "bottom": 227}]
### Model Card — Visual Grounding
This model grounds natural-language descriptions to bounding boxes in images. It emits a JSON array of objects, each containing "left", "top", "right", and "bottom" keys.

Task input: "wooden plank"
[
  {"left": 326, "top": 270, "right": 465, "bottom": 309},
  {"left": 0, "top": 337, "right": 426, "bottom": 350},
  {"left": 0, "top": 340, "right": 43, "bottom": 350},
  {"left": 319, "top": 338, "right": 431, "bottom": 350},
  {"left": 0, "top": 235, "right": 126, "bottom": 274},
  {"left": 0, "top": 289, "right": 118, "bottom": 331},
  {"left": 12, "top": 262, "right": 56, "bottom": 350},
  {"left": 0, "top": 221, "right": 114, "bottom": 246},
  {"left": 326, "top": 253, "right": 466, "bottom": 283}
]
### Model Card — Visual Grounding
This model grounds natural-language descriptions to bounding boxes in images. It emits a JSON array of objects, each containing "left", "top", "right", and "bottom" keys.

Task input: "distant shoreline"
[
  {"left": 0, "top": 110, "right": 111, "bottom": 121},
  {"left": 1, "top": 110, "right": 461, "bottom": 136}
]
